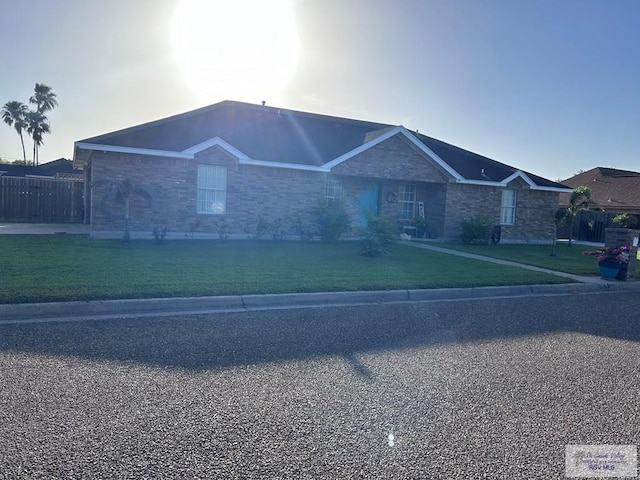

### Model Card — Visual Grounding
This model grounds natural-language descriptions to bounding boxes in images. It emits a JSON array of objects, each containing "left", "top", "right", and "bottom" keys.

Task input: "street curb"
[{"left": 1, "top": 281, "right": 639, "bottom": 324}]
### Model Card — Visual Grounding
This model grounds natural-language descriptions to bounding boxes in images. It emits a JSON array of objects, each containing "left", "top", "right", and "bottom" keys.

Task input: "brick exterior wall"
[
  {"left": 331, "top": 135, "right": 450, "bottom": 182},
  {"left": 330, "top": 135, "right": 449, "bottom": 234},
  {"left": 443, "top": 182, "right": 559, "bottom": 243},
  {"left": 88, "top": 135, "right": 559, "bottom": 243},
  {"left": 604, "top": 228, "right": 639, "bottom": 281},
  {"left": 89, "top": 147, "right": 325, "bottom": 238}
]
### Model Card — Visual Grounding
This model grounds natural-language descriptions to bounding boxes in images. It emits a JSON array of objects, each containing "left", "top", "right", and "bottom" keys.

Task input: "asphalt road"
[{"left": 1, "top": 292, "right": 639, "bottom": 479}]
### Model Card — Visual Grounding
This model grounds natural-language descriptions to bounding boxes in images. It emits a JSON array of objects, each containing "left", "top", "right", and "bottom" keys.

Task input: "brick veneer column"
[{"left": 604, "top": 228, "right": 639, "bottom": 281}]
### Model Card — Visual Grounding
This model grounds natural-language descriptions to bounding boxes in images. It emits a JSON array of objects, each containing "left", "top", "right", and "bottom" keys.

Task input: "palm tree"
[
  {"left": 28, "top": 83, "right": 57, "bottom": 165},
  {"left": 102, "top": 179, "right": 154, "bottom": 242},
  {"left": 29, "top": 83, "right": 58, "bottom": 114},
  {"left": 1, "top": 101, "right": 29, "bottom": 163},
  {"left": 25, "top": 110, "right": 50, "bottom": 166}
]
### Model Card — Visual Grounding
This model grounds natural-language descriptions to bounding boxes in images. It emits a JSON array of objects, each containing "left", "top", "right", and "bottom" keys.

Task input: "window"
[
  {"left": 398, "top": 184, "right": 416, "bottom": 220},
  {"left": 197, "top": 164, "right": 226, "bottom": 214},
  {"left": 325, "top": 177, "right": 343, "bottom": 200},
  {"left": 500, "top": 189, "right": 516, "bottom": 225}
]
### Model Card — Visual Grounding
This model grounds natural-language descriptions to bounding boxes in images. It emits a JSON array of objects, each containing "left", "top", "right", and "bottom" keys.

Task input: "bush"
[
  {"left": 313, "top": 197, "right": 350, "bottom": 242},
  {"left": 612, "top": 213, "right": 637, "bottom": 228},
  {"left": 358, "top": 213, "right": 397, "bottom": 257},
  {"left": 151, "top": 227, "right": 167, "bottom": 243},
  {"left": 460, "top": 216, "right": 491, "bottom": 244},
  {"left": 291, "top": 216, "right": 314, "bottom": 240}
]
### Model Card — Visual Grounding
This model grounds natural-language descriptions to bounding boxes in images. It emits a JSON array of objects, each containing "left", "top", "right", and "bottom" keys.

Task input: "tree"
[
  {"left": 102, "top": 179, "right": 154, "bottom": 242},
  {"left": 567, "top": 186, "right": 592, "bottom": 246},
  {"left": 25, "top": 110, "right": 50, "bottom": 166},
  {"left": 1, "top": 100, "right": 29, "bottom": 163},
  {"left": 27, "top": 83, "right": 57, "bottom": 166},
  {"left": 29, "top": 83, "right": 58, "bottom": 114}
]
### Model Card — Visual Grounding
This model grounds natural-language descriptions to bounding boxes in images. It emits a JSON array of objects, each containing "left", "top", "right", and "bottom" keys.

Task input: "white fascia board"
[
  {"left": 455, "top": 178, "right": 506, "bottom": 187},
  {"left": 503, "top": 170, "right": 536, "bottom": 187},
  {"left": 181, "top": 137, "right": 251, "bottom": 161},
  {"left": 322, "top": 126, "right": 405, "bottom": 169},
  {"left": 399, "top": 128, "right": 464, "bottom": 180},
  {"left": 75, "top": 140, "right": 329, "bottom": 172},
  {"left": 529, "top": 185, "right": 574, "bottom": 193},
  {"left": 457, "top": 171, "right": 534, "bottom": 187},
  {"left": 322, "top": 126, "right": 463, "bottom": 180},
  {"left": 456, "top": 175, "right": 574, "bottom": 192},
  {"left": 74, "top": 142, "right": 193, "bottom": 159},
  {"left": 239, "top": 158, "right": 330, "bottom": 172}
]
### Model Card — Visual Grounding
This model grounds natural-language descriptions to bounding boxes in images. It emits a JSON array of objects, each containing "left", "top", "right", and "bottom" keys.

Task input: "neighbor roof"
[
  {"left": 0, "top": 158, "right": 77, "bottom": 178},
  {"left": 75, "top": 100, "right": 568, "bottom": 190},
  {"left": 560, "top": 167, "right": 640, "bottom": 211}
]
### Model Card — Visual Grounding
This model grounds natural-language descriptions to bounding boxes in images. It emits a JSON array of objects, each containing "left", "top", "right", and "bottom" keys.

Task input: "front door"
[{"left": 359, "top": 181, "right": 379, "bottom": 226}]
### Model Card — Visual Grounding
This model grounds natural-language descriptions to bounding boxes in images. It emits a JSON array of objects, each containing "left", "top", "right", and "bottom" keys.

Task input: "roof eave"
[
  {"left": 73, "top": 139, "right": 330, "bottom": 173},
  {"left": 323, "top": 126, "right": 463, "bottom": 180}
]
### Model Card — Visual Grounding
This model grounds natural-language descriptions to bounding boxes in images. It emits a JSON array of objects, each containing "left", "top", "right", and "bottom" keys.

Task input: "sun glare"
[{"left": 171, "top": 0, "right": 299, "bottom": 102}]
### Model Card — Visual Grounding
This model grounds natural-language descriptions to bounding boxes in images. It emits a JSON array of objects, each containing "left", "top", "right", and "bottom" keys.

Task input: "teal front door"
[{"left": 359, "top": 182, "right": 379, "bottom": 226}]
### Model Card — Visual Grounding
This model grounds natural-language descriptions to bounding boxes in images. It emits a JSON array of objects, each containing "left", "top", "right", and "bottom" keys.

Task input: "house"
[
  {"left": 560, "top": 167, "right": 640, "bottom": 215},
  {"left": 73, "top": 100, "right": 571, "bottom": 241},
  {"left": 0, "top": 158, "right": 82, "bottom": 179},
  {"left": 0, "top": 158, "right": 84, "bottom": 223},
  {"left": 558, "top": 167, "right": 640, "bottom": 241}
]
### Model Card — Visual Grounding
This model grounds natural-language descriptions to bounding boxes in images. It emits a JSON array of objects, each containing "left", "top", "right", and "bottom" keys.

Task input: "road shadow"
[{"left": 0, "top": 293, "right": 638, "bottom": 373}]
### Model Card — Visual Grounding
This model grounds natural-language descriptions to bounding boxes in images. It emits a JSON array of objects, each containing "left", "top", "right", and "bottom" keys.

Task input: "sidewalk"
[
  {"left": 0, "top": 223, "right": 89, "bottom": 235},
  {"left": 1, "top": 232, "right": 639, "bottom": 324},
  {"left": 399, "top": 240, "right": 610, "bottom": 284}
]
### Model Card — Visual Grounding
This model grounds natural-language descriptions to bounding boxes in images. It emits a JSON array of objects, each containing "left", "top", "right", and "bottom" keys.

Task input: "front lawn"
[
  {"left": 430, "top": 241, "right": 633, "bottom": 276},
  {"left": 0, "top": 236, "right": 575, "bottom": 304}
]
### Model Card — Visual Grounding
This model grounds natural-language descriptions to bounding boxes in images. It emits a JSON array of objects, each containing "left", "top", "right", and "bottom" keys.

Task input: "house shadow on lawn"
[{"left": 0, "top": 293, "right": 638, "bottom": 375}]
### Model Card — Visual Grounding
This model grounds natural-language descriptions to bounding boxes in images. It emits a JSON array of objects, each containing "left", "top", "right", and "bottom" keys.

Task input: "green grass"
[
  {"left": 429, "top": 241, "right": 636, "bottom": 276},
  {"left": 0, "top": 236, "right": 577, "bottom": 304}
]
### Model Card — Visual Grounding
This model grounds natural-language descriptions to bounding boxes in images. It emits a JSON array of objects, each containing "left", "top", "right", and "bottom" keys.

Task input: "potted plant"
[{"left": 583, "top": 245, "right": 630, "bottom": 279}]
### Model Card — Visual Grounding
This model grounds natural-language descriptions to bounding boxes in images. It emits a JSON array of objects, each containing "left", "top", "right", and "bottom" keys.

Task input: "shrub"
[
  {"left": 460, "top": 216, "right": 491, "bottom": 244},
  {"left": 151, "top": 227, "right": 167, "bottom": 243},
  {"left": 291, "top": 216, "right": 314, "bottom": 240},
  {"left": 246, "top": 216, "right": 269, "bottom": 240},
  {"left": 357, "top": 213, "right": 397, "bottom": 257},
  {"left": 187, "top": 221, "right": 201, "bottom": 239},
  {"left": 313, "top": 197, "right": 350, "bottom": 242},
  {"left": 612, "top": 213, "right": 637, "bottom": 228},
  {"left": 213, "top": 219, "right": 229, "bottom": 241},
  {"left": 270, "top": 217, "right": 283, "bottom": 241}
]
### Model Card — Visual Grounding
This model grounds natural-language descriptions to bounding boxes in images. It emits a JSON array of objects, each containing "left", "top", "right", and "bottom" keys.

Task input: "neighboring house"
[
  {"left": 0, "top": 158, "right": 82, "bottom": 179},
  {"left": 558, "top": 167, "right": 640, "bottom": 241},
  {"left": 560, "top": 167, "right": 640, "bottom": 215},
  {"left": 0, "top": 158, "right": 84, "bottom": 223},
  {"left": 73, "top": 100, "right": 571, "bottom": 241}
]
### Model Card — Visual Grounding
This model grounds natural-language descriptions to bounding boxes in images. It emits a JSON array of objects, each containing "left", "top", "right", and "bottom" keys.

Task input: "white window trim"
[
  {"left": 398, "top": 184, "right": 416, "bottom": 221},
  {"left": 325, "top": 177, "right": 343, "bottom": 200},
  {"left": 197, "top": 164, "right": 227, "bottom": 215},
  {"left": 500, "top": 189, "right": 516, "bottom": 225}
]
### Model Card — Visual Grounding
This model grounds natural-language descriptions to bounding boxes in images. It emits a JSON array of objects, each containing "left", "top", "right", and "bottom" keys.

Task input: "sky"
[{"left": 1, "top": 0, "right": 639, "bottom": 181}]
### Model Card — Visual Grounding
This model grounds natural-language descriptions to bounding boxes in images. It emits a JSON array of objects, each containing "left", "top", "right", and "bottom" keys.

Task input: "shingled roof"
[
  {"left": 75, "top": 100, "right": 568, "bottom": 190},
  {"left": 560, "top": 167, "right": 640, "bottom": 212}
]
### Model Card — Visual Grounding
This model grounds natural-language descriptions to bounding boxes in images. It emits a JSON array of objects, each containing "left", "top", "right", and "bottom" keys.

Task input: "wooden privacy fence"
[{"left": 0, "top": 176, "right": 84, "bottom": 223}]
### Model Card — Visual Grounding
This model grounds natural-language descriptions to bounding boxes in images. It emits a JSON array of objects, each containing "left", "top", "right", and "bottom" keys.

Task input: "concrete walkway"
[
  {"left": 399, "top": 240, "right": 610, "bottom": 284},
  {"left": 0, "top": 223, "right": 89, "bottom": 235},
  {"left": 1, "top": 228, "right": 638, "bottom": 323}
]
